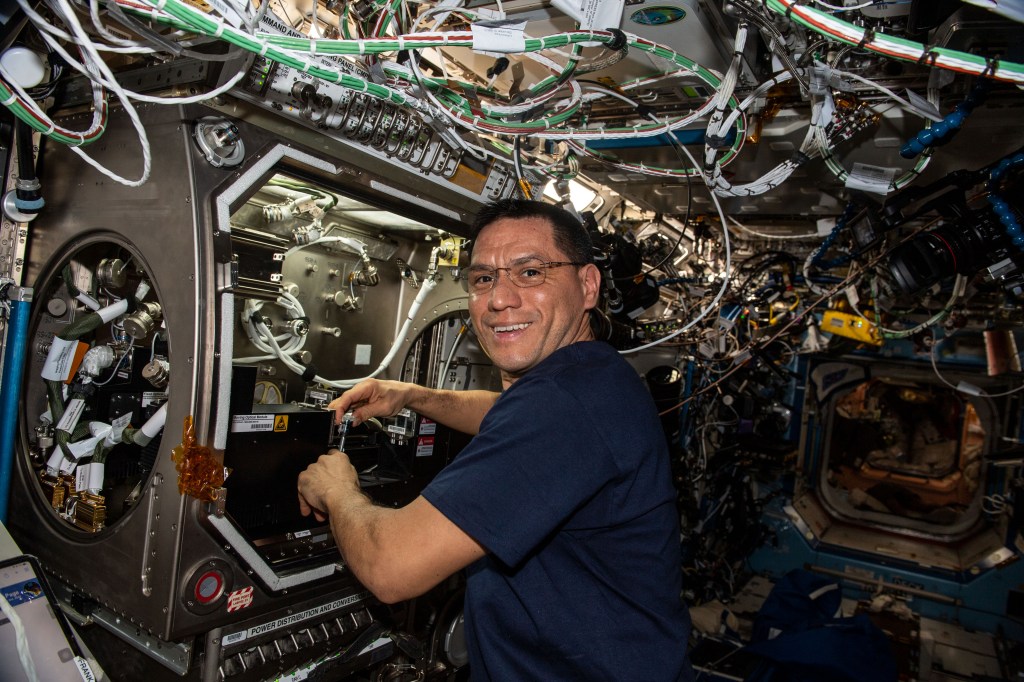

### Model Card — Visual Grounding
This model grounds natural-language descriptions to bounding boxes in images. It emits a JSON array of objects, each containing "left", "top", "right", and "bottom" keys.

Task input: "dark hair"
[{"left": 469, "top": 199, "right": 594, "bottom": 265}]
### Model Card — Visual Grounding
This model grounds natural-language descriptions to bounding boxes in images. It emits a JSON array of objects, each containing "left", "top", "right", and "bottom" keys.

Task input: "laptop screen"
[{"left": 0, "top": 555, "right": 97, "bottom": 682}]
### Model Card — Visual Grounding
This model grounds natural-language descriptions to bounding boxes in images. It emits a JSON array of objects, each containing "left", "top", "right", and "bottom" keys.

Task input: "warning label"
[
  {"left": 416, "top": 436, "right": 434, "bottom": 458},
  {"left": 230, "top": 414, "right": 276, "bottom": 432},
  {"left": 274, "top": 415, "right": 289, "bottom": 432}
]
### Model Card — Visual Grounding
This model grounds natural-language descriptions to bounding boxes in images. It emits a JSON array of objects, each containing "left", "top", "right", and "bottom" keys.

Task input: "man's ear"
[{"left": 579, "top": 263, "right": 601, "bottom": 309}]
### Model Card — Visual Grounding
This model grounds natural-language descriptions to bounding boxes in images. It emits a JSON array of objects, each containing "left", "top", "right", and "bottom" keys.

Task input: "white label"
[
  {"left": 56, "top": 398, "right": 86, "bottom": 434},
  {"left": 230, "top": 414, "right": 276, "bottom": 432},
  {"left": 67, "top": 433, "right": 104, "bottom": 460},
  {"left": 814, "top": 91, "right": 835, "bottom": 127},
  {"left": 308, "top": 390, "right": 331, "bottom": 402},
  {"left": 387, "top": 424, "right": 406, "bottom": 435},
  {"left": 416, "top": 436, "right": 435, "bottom": 458},
  {"left": 419, "top": 419, "right": 436, "bottom": 435},
  {"left": 59, "top": 456, "right": 77, "bottom": 475},
  {"left": 75, "top": 463, "right": 91, "bottom": 491},
  {"left": 354, "top": 344, "right": 372, "bottom": 366},
  {"left": 74, "top": 656, "right": 97, "bottom": 682},
  {"left": 356, "top": 636, "right": 391, "bottom": 656},
  {"left": 470, "top": 20, "right": 527, "bottom": 54},
  {"left": 293, "top": 529, "right": 312, "bottom": 538},
  {"left": 905, "top": 89, "right": 941, "bottom": 121},
  {"left": 845, "top": 162, "right": 897, "bottom": 194},
  {"left": 223, "top": 593, "right": 370, "bottom": 645},
  {"left": 206, "top": 0, "right": 247, "bottom": 27},
  {"left": 111, "top": 412, "right": 132, "bottom": 442},
  {"left": 41, "top": 337, "right": 79, "bottom": 382},
  {"left": 142, "top": 391, "right": 168, "bottom": 407},
  {"left": 809, "top": 64, "right": 830, "bottom": 96}
]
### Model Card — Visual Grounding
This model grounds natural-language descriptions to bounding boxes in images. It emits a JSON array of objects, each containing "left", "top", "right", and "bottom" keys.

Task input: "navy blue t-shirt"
[{"left": 423, "top": 340, "right": 693, "bottom": 681}]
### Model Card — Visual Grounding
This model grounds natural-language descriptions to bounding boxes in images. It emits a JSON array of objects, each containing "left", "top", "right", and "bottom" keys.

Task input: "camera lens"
[{"left": 887, "top": 205, "right": 1013, "bottom": 295}]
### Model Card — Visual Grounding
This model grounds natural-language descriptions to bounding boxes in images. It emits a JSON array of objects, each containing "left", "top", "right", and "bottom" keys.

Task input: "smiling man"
[{"left": 297, "top": 199, "right": 694, "bottom": 681}]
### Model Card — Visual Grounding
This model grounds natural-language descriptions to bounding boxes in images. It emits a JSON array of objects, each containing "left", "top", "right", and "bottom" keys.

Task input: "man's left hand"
[{"left": 297, "top": 449, "right": 360, "bottom": 522}]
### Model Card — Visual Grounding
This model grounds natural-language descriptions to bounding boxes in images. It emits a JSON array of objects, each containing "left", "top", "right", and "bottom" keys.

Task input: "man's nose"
[{"left": 487, "top": 271, "right": 522, "bottom": 309}]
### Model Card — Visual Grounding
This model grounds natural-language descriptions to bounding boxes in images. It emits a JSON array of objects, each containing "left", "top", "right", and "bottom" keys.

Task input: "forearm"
[
  {"left": 404, "top": 386, "right": 499, "bottom": 435},
  {"left": 325, "top": 490, "right": 398, "bottom": 601},
  {"left": 325, "top": 492, "right": 479, "bottom": 604}
]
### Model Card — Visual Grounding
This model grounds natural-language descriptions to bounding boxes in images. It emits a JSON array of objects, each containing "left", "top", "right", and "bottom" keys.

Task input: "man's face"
[{"left": 468, "top": 216, "right": 600, "bottom": 388}]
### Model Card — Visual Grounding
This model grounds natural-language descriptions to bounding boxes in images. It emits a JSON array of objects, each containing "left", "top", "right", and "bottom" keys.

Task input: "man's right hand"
[{"left": 329, "top": 379, "right": 417, "bottom": 426}]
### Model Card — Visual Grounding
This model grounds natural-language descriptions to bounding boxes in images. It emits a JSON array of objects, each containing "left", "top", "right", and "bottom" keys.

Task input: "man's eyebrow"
[{"left": 468, "top": 255, "right": 546, "bottom": 269}]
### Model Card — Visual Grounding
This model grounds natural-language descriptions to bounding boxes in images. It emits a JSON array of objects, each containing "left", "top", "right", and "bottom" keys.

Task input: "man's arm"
[
  {"left": 330, "top": 379, "right": 499, "bottom": 435},
  {"left": 298, "top": 450, "right": 486, "bottom": 603}
]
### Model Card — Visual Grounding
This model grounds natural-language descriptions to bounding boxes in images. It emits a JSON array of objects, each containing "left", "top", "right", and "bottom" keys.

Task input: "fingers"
[
  {"left": 329, "top": 380, "right": 380, "bottom": 425},
  {"left": 298, "top": 491, "right": 328, "bottom": 523},
  {"left": 296, "top": 449, "right": 357, "bottom": 521}
]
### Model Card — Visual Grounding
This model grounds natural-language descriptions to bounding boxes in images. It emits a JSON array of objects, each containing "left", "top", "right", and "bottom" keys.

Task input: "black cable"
[
  {"left": 512, "top": 135, "right": 527, "bottom": 198},
  {"left": 574, "top": 80, "right": 694, "bottom": 281}
]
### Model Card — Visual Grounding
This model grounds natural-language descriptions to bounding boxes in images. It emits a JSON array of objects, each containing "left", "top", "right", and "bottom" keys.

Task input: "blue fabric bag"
[{"left": 744, "top": 569, "right": 898, "bottom": 682}]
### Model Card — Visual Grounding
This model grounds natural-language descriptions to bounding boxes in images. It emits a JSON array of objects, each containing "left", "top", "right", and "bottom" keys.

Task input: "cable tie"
[
  {"left": 359, "top": 40, "right": 366, "bottom": 55},
  {"left": 605, "top": 28, "right": 627, "bottom": 52},
  {"left": 784, "top": 0, "right": 804, "bottom": 21},
  {"left": 0, "top": 90, "right": 17, "bottom": 107},
  {"left": 917, "top": 45, "right": 939, "bottom": 67},
  {"left": 982, "top": 55, "right": 1000, "bottom": 79},
  {"left": 309, "top": 39, "right": 317, "bottom": 57},
  {"left": 212, "top": 18, "right": 225, "bottom": 38},
  {"left": 397, "top": 36, "right": 405, "bottom": 50},
  {"left": 856, "top": 28, "right": 875, "bottom": 50},
  {"left": 259, "top": 40, "right": 270, "bottom": 56}
]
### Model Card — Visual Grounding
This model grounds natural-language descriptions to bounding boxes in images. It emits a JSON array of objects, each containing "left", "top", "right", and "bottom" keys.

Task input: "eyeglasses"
[{"left": 459, "top": 258, "right": 585, "bottom": 294}]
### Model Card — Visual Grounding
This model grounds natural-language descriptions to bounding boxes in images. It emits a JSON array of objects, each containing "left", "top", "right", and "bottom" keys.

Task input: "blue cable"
[
  {"left": 0, "top": 287, "right": 33, "bottom": 522},
  {"left": 811, "top": 201, "right": 856, "bottom": 269},
  {"left": 986, "top": 152, "right": 1024, "bottom": 250},
  {"left": 901, "top": 79, "right": 990, "bottom": 160}
]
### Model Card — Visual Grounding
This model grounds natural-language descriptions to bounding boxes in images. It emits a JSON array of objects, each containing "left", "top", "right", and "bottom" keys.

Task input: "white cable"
[
  {"left": 729, "top": 217, "right": 819, "bottom": 240},
  {"left": 36, "top": 27, "right": 249, "bottom": 104},
  {"left": 872, "top": 275, "right": 965, "bottom": 338},
  {"left": 436, "top": 323, "right": 467, "bottom": 389},
  {"left": 962, "top": 0, "right": 1024, "bottom": 23},
  {"left": 621, "top": 140, "right": 731, "bottom": 354},
  {"left": 284, "top": 235, "right": 368, "bottom": 259},
  {"left": 324, "top": 277, "right": 439, "bottom": 387},
  {"left": 90, "top": 0, "right": 144, "bottom": 47},
  {"left": 930, "top": 335, "right": 1024, "bottom": 397},
  {"left": 812, "top": 0, "right": 886, "bottom": 10},
  {"left": 16, "top": 0, "right": 156, "bottom": 54},
  {"left": 824, "top": 64, "right": 944, "bottom": 122},
  {"left": 802, "top": 249, "right": 829, "bottom": 297},
  {"left": 235, "top": 292, "right": 308, "bottom": 362},
  {"left": 49, "top": 0, "right": 152, "bottom": 186},
  {"left": 0, "top": 590, "right": 39, "bottom": 682}
]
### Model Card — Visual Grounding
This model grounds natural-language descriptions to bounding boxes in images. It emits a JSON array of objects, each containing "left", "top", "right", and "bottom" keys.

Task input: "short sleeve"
[{"left": 422, "top": 376, "right": 620, "bottom": 568}]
